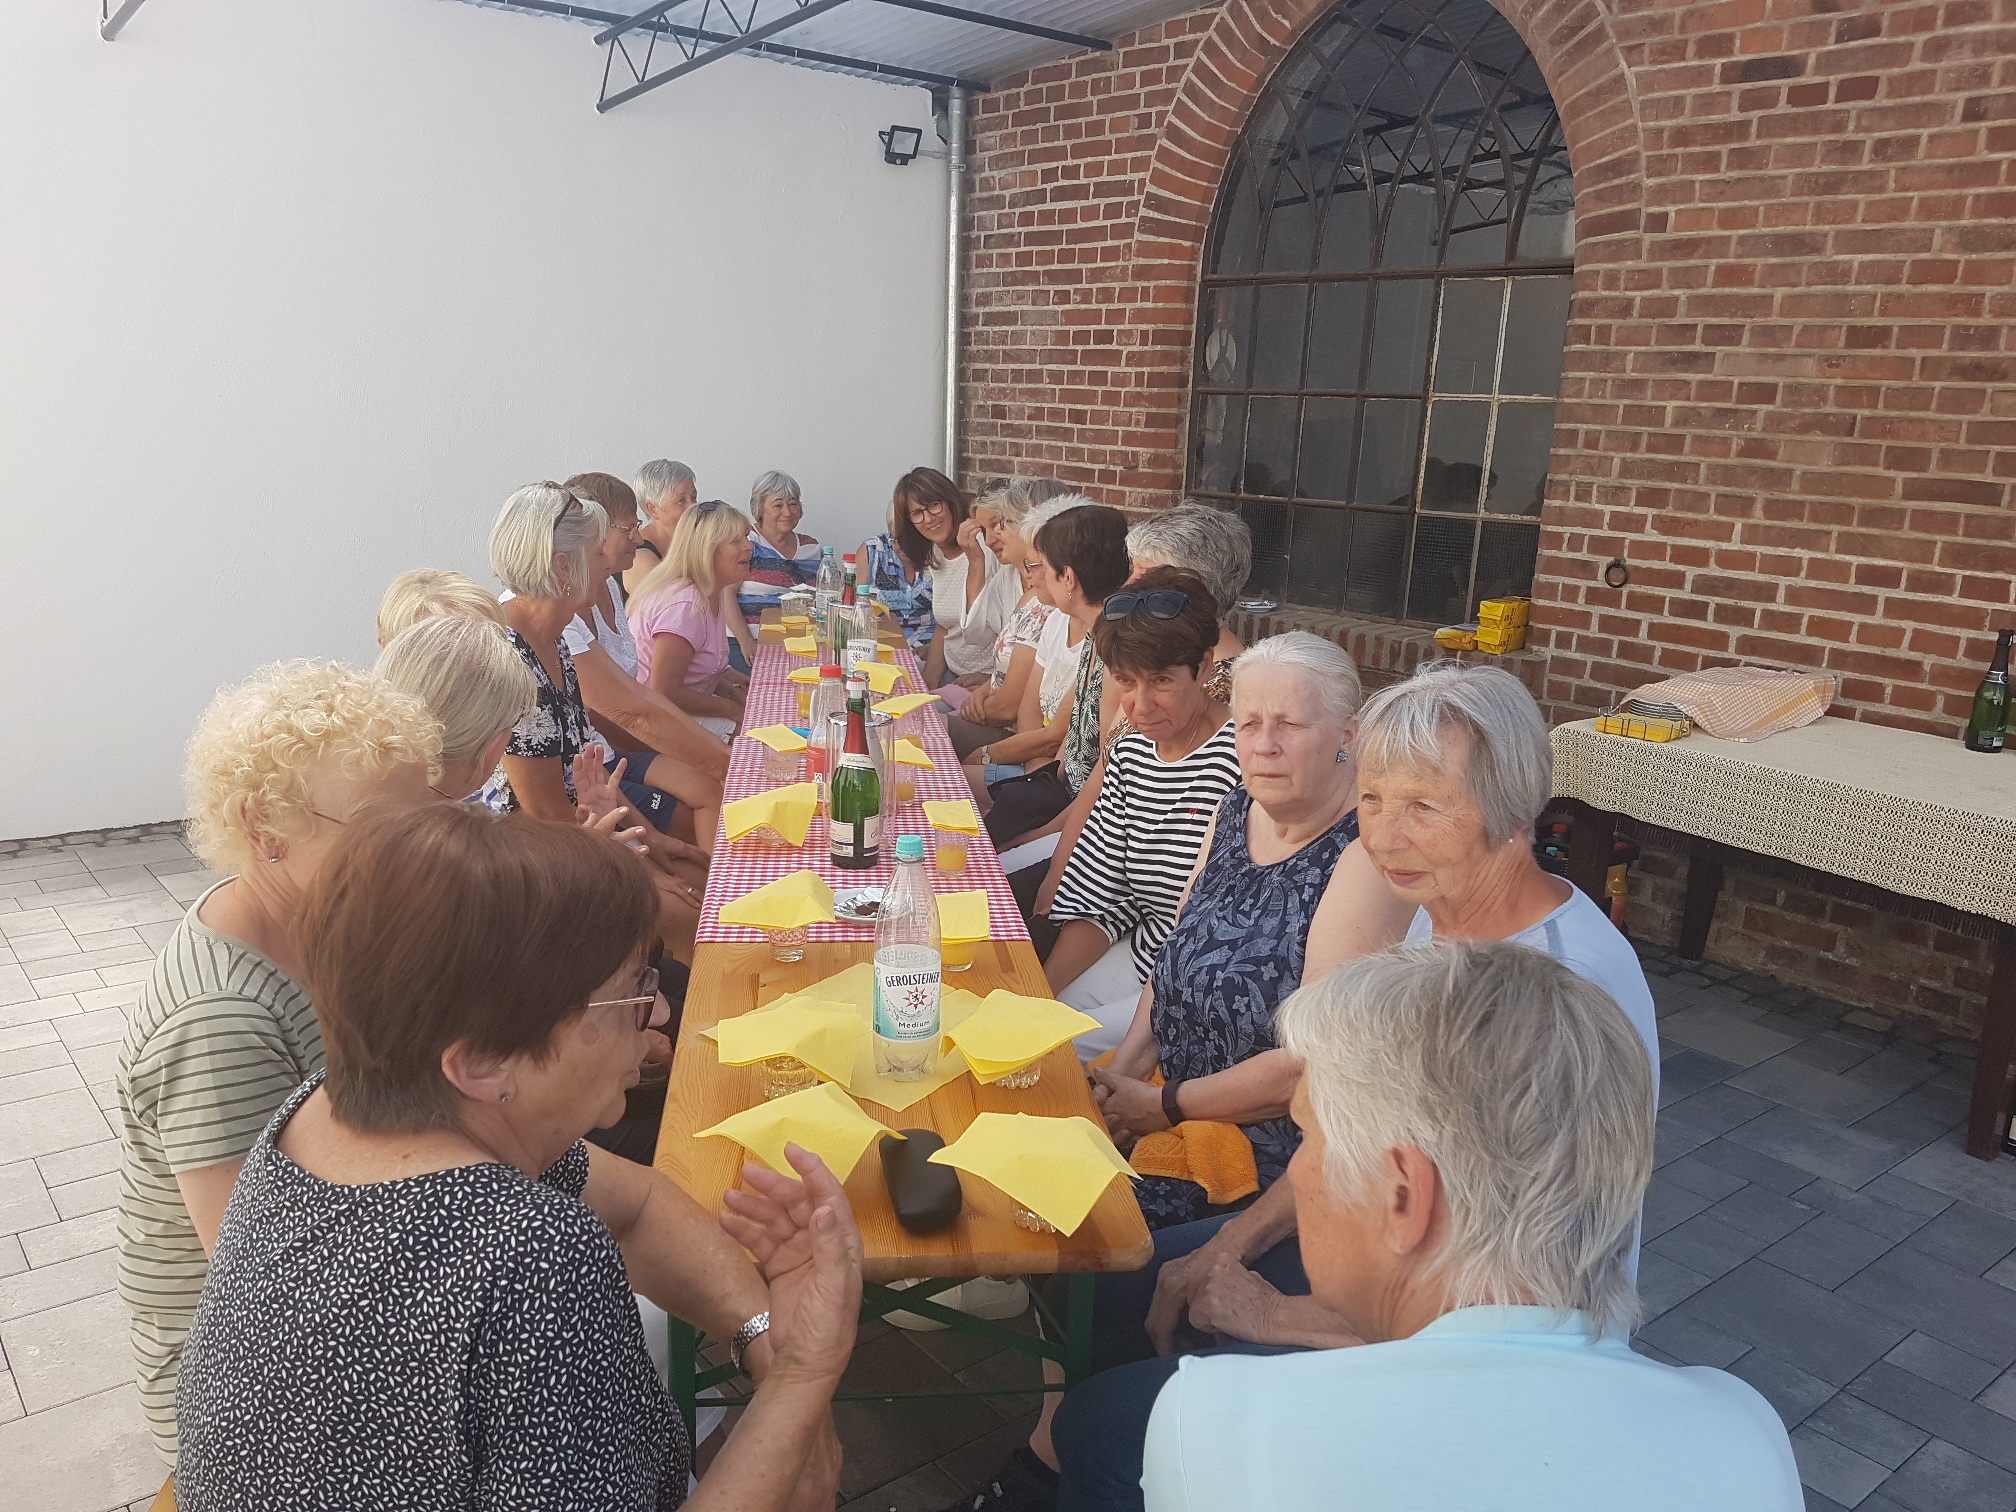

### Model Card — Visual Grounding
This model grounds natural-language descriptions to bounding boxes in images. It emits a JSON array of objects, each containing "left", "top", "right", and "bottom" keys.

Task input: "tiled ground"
[{"left": 1, "top": 830, "right": 2013, "bottom": 1511}]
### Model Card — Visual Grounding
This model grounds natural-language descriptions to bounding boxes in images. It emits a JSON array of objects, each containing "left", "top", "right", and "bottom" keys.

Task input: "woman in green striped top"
[{"left": 115, "top": 661, "right": 442, "bottom": 1464}]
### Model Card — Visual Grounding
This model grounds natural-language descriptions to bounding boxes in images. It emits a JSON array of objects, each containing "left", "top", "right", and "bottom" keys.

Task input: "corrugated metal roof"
[{"left": 461, "top": 0, "right": 1206, "bottom": 95}]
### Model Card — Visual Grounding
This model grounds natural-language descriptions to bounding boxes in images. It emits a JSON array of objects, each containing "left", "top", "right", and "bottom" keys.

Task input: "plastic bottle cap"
[
  {"left": 894, "top": 834, "right": 925, "bottom": 862},
  {"left": 820, "top": 664, "right": 843, "bottom": 677}
]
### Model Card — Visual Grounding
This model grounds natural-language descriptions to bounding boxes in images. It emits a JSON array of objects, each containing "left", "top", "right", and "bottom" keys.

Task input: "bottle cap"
[
  {"left": 820, "top": 664, "right": 843, "bottom": 678},
  {"left": 894, "top": 835, "right": 925, "bottom": 863}
]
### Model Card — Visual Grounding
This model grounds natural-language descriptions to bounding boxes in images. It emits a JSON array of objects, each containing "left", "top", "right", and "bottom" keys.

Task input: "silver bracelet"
[{"left": 729, "top": 1311, "right": 771, "bottom": 1374}]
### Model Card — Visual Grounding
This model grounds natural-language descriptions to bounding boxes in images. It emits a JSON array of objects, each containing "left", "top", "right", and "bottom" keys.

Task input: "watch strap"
[
  {"left": 729, "top": 1310, "right": 771, "bottom": 1373},
  {"left": 1161, "top": 1078, "right": 1185, "bottom": 1126}
]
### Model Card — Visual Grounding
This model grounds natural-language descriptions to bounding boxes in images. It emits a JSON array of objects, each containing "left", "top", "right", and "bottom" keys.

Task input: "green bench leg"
[
  {"left": 668, "top": 1313, "right": 698, "bottom": 1431},
  {"left": 1062, "top": 1272, "right": 1095, "bottom": 1389}
]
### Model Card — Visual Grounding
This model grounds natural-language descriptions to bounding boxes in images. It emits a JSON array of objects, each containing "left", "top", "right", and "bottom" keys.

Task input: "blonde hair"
[
  {"left": 489, "top": 482, "right": 608, "bottom": 600},
  {"left": 632, "top": 499, "right": 752, "bottom": 602},
  {"left": 374, "top": 618, "right": 535, "bottom": 764},
  {"left": 184, "top": 661, "right": 443, "bottom": 871},
  {"left": 375, "top": 569, "right": 506, "bottom": 645},
  {"left": 1278, "top": 940, "right": 1654, "bottom": 1341}
]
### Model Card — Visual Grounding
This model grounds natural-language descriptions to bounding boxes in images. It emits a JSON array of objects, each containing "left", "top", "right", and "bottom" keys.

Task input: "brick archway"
[{"left": 962, "top": 0, "right": 1646, "bottom": 525}]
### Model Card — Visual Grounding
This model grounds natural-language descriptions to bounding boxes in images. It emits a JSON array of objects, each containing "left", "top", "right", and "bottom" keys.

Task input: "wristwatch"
[
  {"left": 729, "top": 1311, "right": 771, "bottom": 1374},
  {"left": 977, "top": 744, "right": 991, "bottom": 766},
  {"left": 1161, "top": 1079, "right": 1186, "bottom": 1127}
]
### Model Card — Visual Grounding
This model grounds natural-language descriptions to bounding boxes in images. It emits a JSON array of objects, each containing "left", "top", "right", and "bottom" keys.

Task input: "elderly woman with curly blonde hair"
[{"left": 115, "top": 660, "right": 440, "bottom": 1465}]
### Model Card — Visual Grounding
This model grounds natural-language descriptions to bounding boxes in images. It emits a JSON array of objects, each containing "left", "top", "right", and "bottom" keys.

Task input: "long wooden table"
[{"left": 652, "top": 625, "right": 1151, "bottom": 1423}]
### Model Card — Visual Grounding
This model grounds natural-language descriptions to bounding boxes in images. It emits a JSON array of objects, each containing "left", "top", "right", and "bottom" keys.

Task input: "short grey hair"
[
  {"left": 749, "top": 470, "right": 802, "bottom": 513},
  {"left": 633, "top": 458, "right": 696, "bottom": 506},
  {"left": 1355, "top": 660, "right": 1551, "bottom": 846},
  {"left": 488, "top": 483, "right": 608, "bottom": 601},
  {"left": 972, "top": 476, "right": 1070, "bottom": 527},
  {"left": 1230, "top": 632, "right": 1364, "bottom": 725},
  {"left": 375, "top": 616, "right": 536, "bottom": 764},
  {"left": 1018, "top": 492, "right": 1096, "bottom": 547},
  {"left": 1126, "top": 501, "right": 1253, "bottom": 616},
  {"left": 1278, "top": 940, "right": 1653, "bottom": 1341}
]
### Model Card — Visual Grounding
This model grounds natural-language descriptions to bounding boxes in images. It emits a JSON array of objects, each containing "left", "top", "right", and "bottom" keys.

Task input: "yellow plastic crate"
[
  {"left": 1595, "top": 711, "right": 1692, "bottom": 742},
  {"left": 1476, "top": 595, "right": 1531, "bottom": 626}
]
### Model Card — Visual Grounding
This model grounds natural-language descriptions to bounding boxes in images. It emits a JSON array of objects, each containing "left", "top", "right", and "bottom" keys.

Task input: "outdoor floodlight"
[{"left": 880, "top": 125, "right": 923, "bottom": 165}]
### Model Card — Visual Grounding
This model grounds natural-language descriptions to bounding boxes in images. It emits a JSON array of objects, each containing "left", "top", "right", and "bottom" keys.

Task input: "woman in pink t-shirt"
[{"left": 627, "top": 500, "right": 754, "bottom": 738}]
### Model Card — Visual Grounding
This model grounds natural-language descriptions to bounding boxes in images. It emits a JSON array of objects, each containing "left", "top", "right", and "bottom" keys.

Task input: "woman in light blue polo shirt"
[{"left": 1141, "top": 941, "right": 1801, "bottom": 1512}]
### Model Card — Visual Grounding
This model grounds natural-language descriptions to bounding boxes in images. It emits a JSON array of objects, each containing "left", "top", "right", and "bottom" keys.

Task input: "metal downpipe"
[{"left": 944, "top": 87, "right": 968, "bottom": 478}]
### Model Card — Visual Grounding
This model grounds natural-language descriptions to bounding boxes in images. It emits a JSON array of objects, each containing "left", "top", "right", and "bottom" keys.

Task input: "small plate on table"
[{"left": 834, "top": 888, "right": 885, "bottom": 924}]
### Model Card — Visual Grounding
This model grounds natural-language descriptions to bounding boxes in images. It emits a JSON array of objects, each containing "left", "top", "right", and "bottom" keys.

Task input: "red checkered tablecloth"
[{"left": 696, "top": 641, "right": 1031, "bottom": 943}]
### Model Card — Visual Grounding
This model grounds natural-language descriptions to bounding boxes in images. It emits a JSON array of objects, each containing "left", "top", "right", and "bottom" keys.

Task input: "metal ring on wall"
[{"left": 1603, "top": 558, "right": 1630, "bottom": 589}]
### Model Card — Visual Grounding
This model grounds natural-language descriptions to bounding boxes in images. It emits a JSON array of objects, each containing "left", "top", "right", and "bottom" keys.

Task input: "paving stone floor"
[{"left": 0, "top": 828, "right": 2012, "bottom": 1511}]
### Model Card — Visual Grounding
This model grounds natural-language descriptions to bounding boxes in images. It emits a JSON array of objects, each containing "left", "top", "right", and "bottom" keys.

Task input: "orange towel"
[{"left": 1088, "top": 1052, "right": 1260, "bottom": 1207}]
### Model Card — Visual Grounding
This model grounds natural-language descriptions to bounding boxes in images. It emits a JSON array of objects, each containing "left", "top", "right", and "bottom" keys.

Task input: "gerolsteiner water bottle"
[{"left": 874, "top": 834, "right": 942, "bottom": 1080}]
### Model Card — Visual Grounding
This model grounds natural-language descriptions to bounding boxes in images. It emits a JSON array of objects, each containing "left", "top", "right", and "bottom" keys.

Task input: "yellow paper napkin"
[
  {"left": 856, "top": 660, "right": 912, "bottom": 696},
  {"left": 936, "top": 891, "right": 992, "bottom": 944},
  {"left": 744, "top": 725, "right": 809, "bottom": 754},
  {"left": 894, "top": 737, "right": 935, "bottom": 770},
  {"left": 698, "top": 1082, "right": 891, "bottom": 1180},
  {"left": 718, "top": 868, "right": 834, "bottom": 930},
  {"left": 784, "top": 636, "right": 818, "bottom": 657},
  {"left": 944, "top": 990, "right": 1101, "bottom": 1082},
  {"left": 922, "top": 799, "right": 980, "bottom": 835},
  {"left": 721, "top": 785, "right": 820, "bottom": 848},
  {"left": 716, "top": 1001, "right": 865, "bottom": 1086},
  {"left": 874, "top": 692, "right": 942, "bottom": 720},
  {"left": 747, "top": 968, "right": 987, "bottom": 1112},
  {"left": 788, "top": 666, "right": 823, "bottom": 686},
  {"left": 929, "top": 1113, "right": 1137, "bottom": 1234}
]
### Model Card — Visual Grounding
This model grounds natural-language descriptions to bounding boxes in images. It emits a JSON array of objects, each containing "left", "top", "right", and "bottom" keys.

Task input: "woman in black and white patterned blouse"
[{"left": 175, "top": 804, "right": 862, "bottom": 1512}]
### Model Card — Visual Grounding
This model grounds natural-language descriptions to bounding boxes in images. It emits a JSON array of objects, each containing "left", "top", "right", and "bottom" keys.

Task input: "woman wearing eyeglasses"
[
  {"left": 1040, "top": 568, "right": 1241, "bottom": 1057},
  {"left": 630, "top": 499, "right": 755, "bottom": 738},
  {"left": 888, "top": 467, "right": 1011, "bottom": 688},
  {"left": 175, "top": 805, "right": 861, "bottom": 1512}
]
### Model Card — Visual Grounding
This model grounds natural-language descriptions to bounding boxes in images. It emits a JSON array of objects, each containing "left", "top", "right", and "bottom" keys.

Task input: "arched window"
[{"left": 1189, "top": 0, "right": 1575, "bottom": 625}]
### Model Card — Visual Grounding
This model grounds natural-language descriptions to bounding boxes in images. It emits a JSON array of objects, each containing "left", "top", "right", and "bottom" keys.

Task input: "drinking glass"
[
  {"left": 994, "top": 1061, "right": 1042, "bottom": 1088},
  {"left": 762, "top": 1055, "right": 821, "bottom": 1098},
  {"left": 942, "top": 937, "right": 976, "bottom": 973},
  {"left": 934, "top": 828, "right": 970, "bottom": 876},
  {"left": 766, "top": 925, "right": 809, "bottom": 962},
  {"left": 1011, "top": 1205, "right": 1057, "bottom": 1234}
]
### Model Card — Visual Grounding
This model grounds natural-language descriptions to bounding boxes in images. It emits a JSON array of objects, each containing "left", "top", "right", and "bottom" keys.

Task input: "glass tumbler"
[
  {"left": 766, "top": 925, "right": 809, "bottom": 962},
  {"left": 762, "top": 1056, "right": 822, "bottom": 1099}
]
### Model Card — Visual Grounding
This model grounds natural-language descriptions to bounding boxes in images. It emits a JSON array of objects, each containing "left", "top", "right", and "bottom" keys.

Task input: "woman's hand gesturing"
[{"left": 719, "top": 1143, "right": 863, "bottom": 1387}]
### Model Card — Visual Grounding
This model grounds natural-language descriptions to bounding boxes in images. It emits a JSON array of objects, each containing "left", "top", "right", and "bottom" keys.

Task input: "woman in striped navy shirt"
[{"left": 1043, "top": 568, "right": 1242, "bottom": 1058}]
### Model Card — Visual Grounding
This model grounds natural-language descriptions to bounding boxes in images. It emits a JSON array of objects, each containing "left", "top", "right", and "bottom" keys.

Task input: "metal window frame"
[{"left": 1185, "top": 0, "right": 1577, "bottom": 626}]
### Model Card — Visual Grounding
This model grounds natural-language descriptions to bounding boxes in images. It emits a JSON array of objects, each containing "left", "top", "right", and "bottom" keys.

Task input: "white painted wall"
[{"left": 0, "top": 0, "right": 946, "bottom": 837}]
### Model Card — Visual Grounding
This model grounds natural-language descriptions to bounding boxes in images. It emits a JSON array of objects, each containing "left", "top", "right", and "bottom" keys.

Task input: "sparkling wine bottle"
[
  {"left": 1963, "top": 629, "right": 2011, "bottom": 753},
  {"left": 828, "top": 687, "right": 881, "bottom": 870}
]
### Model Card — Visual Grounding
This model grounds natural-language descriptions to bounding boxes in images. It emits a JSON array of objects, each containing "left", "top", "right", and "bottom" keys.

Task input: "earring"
[
  {"left": 265, "top": 854, "right": 284, "bottom": 864},
  {"left": 499, "top": 1092, "right": 511, "bottom": 1104},
  {"left": 1335, "top": 749, "right": 1350, "bottom": 763}
]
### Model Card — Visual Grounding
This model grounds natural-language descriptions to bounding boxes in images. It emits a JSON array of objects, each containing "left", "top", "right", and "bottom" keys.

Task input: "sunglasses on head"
[{"left": 1102, "top": 589, "right": 1189, "bottom": 620}]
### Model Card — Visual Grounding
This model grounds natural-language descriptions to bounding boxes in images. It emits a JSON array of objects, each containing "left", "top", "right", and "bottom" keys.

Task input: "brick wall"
[
  {"left": 960, "top": 0, "right": 2014, "bottom": 726},
  {"left": 958, "top": 0, "right": 2014, "bottom": 1037}
]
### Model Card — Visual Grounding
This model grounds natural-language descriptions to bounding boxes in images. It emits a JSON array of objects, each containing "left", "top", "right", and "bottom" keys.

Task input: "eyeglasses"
[
  {"left": 1103, "top": 589, "right": 1189, "bottom": 620},
  {"left": 311, "top": 809, "right": 347, "bottom": 827},
  {"left": 909, "top": 499, "right": 950, "bottom": 520},
  {"left": 587, "top": 967, "right": 661, "bottom": 1032}
]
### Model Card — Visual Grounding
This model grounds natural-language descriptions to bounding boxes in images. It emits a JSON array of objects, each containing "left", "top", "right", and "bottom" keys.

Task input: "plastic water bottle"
[
  {"left": 874, "top": 834, "right": 942, "bottom": 1080},
  {"left": 814, "top": 546, "right": 844, "bottom": 642},
  {"left": 806, "top": 664, "right": 846, "bottom": 802}
]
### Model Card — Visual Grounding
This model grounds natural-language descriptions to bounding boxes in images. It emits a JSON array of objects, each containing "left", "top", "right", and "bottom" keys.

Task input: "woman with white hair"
[
  {"left": 1122, "top": 942, "right": 1798, "bottom": 1512},
  {"left": 1089, "top": 631, "right": 1412, "bottom": 1224},
  {"left": 623, "top": 458, "right": 699, "bottom": 599},
  {"left": 726, "top": 471, "right": 822, "bottom": 662},
  {"left": 629, "top": 499, "right": 755, "bottom": 738},
  {"left": 116, "top": 660, "right": 440, "bottom": 1464}
]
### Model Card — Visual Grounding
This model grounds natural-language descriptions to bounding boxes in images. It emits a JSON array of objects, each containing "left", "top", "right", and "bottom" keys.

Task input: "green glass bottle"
[
  {"left": 828, "top": 689, "right": 882, "bottom": 870},
  {"left": 1963, "top": 629, "right": 2011, "bottom": 754}
]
